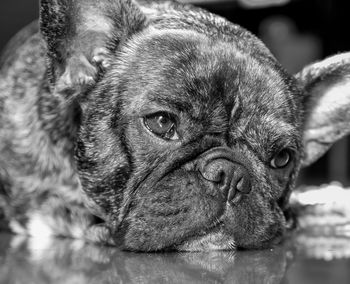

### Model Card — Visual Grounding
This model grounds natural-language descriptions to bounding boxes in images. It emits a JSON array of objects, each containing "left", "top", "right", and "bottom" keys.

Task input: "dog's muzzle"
[{"left": 197, "top": 147, "right": 252, "bottom": 203}]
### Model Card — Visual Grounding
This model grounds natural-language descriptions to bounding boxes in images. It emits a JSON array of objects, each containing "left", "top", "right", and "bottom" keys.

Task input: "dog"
[{"left": 0, "top": 0, "right": 349, "bottom": 252}]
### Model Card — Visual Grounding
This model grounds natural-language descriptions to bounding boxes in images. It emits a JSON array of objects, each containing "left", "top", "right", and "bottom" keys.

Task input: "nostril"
[
  {"left": 213, "top": 168, "right": 226, "bottom": 184},
  {"left": 236, "top": 178, "right": 243, "bottom": 192},
  {"left": 215, "top": 170, "right": 226, "bottom": 185},
  {"left": 235, "top": 172, "right": 251, "bottom": 194},
  {"left": 227, "top": 173, "right": 251, "bottom": 204}
]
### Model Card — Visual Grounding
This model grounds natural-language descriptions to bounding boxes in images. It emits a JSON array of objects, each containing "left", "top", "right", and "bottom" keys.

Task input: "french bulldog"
[{"left": 0, "top": 0, "right": 349, "bottom": 252}]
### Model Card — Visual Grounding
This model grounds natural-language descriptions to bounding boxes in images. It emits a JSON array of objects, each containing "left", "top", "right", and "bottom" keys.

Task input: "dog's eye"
[
  {"left": 144, "top": 112, "right": 179, "bottom": 140},
  {"left": 271, "top": 149, "right": 292, "bottom": 169}
]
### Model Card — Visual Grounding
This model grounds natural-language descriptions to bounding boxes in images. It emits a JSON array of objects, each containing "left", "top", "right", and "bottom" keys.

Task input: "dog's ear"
[
  {"left": 40, "top": 0, "right": 146, "bottom": 98},
  {"left": 296, "top": 52, "right": 350, "bottom": 167}
]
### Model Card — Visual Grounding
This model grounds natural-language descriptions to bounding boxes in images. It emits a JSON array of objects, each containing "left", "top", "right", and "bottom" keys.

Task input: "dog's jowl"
[{"left": 0, "top": 0, "right": 350, "bottom": 251}]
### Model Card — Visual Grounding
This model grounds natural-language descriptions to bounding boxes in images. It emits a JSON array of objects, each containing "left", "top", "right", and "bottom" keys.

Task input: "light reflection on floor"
[{"left": 0, "top": 231, "right": 349, "bottom": 284}]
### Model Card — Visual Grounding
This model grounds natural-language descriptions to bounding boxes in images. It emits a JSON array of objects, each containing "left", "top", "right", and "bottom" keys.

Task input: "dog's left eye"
[
  {"left": 270, "top": 149, "right": 292, "bottom": 169},
  {"left": 144, "top": 112, "right": 179, "bottom": 140}
]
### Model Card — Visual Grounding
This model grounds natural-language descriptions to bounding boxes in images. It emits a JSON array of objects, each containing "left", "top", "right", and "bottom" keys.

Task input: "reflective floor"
[{"left": 1, "top": 230, "right": 349, "bottom": 284}]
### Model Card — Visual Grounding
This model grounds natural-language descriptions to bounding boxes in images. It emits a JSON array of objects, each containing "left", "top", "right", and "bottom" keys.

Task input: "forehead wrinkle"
[
  {"left": 234, "top": 112, "right": 300, "bottom": 149},
  {"left": 148, "top": 95, "right": 193, "bottom": 113}
]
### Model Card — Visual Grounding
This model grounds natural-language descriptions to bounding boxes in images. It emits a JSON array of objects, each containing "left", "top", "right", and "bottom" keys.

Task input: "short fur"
[{"left": 1, "top": 0, "right": 350, "bottom": 251}]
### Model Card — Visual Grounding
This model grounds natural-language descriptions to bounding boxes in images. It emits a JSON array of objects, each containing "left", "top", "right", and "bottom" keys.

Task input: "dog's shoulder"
[
  {"left": 0, "top": 19, "right": 82, "bottom": 207},
  {"left": 0, "top": 21, "right": 45, "bottom": 76}
]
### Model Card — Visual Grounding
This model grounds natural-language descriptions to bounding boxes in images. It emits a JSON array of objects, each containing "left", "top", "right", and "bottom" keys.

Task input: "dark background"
[{"left": 0, "top": 0, "right": 349, "bottom": 186}]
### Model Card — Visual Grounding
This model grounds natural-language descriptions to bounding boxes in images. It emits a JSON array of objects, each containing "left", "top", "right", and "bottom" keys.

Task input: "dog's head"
[{"left": 40, "top": 0, "right": 350, "bottom": 251}]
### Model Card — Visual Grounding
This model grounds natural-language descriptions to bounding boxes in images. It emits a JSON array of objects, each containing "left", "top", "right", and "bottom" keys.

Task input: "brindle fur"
[{"left": 1, "top": 0, "right": 350, "bottom": 251}]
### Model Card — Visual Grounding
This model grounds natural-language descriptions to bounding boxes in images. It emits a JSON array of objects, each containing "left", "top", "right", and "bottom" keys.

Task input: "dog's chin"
[
  {"left": 175, "top": 204, "right": 237, "bottom": 252},
  {"left": 176, "top": 227, "right": 236, "bottom": 251}
]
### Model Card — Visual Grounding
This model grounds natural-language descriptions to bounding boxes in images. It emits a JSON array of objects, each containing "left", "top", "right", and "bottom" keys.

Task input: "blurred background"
[{"left": 0, "top": 0, "right": 349, "bottom": 186}]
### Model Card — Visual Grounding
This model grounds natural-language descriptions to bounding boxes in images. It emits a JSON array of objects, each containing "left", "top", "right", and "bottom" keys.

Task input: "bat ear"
[
  {"left": 296, "top": 52, "right": 350, "bottom": 167},
  {"left": 40, "top": 0, "right": 146, "bottom": 98}
]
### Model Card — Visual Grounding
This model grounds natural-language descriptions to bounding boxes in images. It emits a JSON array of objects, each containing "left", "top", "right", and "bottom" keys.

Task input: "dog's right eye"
[{"left": 143, "top": 112, "right": 179, "bottom": 141}]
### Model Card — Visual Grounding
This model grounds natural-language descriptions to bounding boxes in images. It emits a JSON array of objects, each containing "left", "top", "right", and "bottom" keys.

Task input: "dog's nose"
[{"left": 198, "top": 151, "right": 251, "bottom": 202}]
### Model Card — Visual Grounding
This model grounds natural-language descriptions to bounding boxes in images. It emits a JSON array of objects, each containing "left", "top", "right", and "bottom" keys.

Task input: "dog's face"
[
  {"left": 77, "top": 31, "right": 301, "bottom": 251},
  {"left": 40, "top": 0, "right": 350, "bottom": 251}
]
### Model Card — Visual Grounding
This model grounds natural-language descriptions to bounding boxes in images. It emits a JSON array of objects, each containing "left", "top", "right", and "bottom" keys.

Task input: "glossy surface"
[{"left": 0, "top": 231, "right": 349, "bottom": 284}]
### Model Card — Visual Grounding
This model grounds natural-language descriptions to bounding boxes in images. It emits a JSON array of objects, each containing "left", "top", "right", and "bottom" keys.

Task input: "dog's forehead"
[{"left": 120, "top": 29, "right": 298, "bottom": 126}]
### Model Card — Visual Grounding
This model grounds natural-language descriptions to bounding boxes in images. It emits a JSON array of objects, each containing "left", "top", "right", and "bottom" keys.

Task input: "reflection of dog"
[
  {"left": 0, "top": 0, "right": 350, "bottom": 251},
  {"left": 0, "top": 235, "right": 290, "bottom": 283}
]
